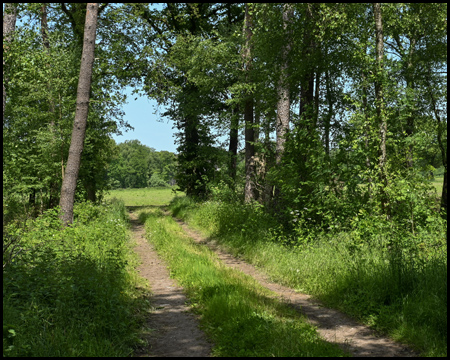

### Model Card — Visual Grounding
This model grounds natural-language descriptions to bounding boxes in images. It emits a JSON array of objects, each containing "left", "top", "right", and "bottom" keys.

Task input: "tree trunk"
[
  {"left": 299, "top": 4, "right": 315, "bottom": 133},
  {"left": 373, "top": 3, "right": 389, "bottom": 218},
  {"left": 427, "top": 78, "right": 447, "bottom": 215},
  {"left": 275, "top": 4, "right": 293, "bottom": 165},
  {"left": 243, "top": 3, "right": 256, "bottom": 203},
  {"left": 228, "top": 104, "right": 239, "bottom": 183},
  {"left": 59, "top": 3, "right": 99, "bottom": 226},
  {"left": 3, "top": 3, "right": 17, "bottom": 121}
]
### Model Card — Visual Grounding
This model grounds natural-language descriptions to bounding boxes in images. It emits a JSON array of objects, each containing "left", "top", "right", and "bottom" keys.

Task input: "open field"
[
  {"left": 105, "top": 187, "right": 179, "bottom": 207},
  {"left": 430, "top": 175, "right": 444, "bottom": 196}
]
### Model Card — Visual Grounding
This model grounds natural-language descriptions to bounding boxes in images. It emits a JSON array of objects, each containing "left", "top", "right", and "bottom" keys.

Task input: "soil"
[
  {"left": 130, "top": 209, "right": 418, "bottom": 357},
  {"left": 129, "top": 211, "right": 212, "bottom": 357}
]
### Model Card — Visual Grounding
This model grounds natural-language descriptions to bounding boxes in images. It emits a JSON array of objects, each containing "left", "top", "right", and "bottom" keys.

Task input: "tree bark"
[
  {"left": 228, "top": 104, "right": 239, "bottom": 183},
  {"left": 275, "top": 4, "right": 293, "bottom": 165},
  {"left": 374, "top": 3, "right": 389, "bottom": 218},
  {"left": 59, "top": 3, "right": 99, "bottom": 226},
  {"left": 243, "top": 3, "right": 256, "bottom": 203},
  {"left": 427, "top": 78, "right": 447, "bottom": 215},
  {"left": 3, "top": 3, "right": 17, "bottom": 122}
]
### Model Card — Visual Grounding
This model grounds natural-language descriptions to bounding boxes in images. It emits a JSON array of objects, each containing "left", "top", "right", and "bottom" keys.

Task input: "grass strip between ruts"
[{"left": 142, "top": 208, "right": 347, "bottom": 357}]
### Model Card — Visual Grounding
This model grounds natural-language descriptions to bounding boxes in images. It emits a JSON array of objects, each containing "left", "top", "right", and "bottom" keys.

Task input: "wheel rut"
[
  {"left": 131, "top": 207, "right": 418, "bottom": 357},
  {"left": 171, "top": 216, "right": 418, "bottom": 358},
  {"left": 129, "top": 211, "right": 212, "bottom": 357}
]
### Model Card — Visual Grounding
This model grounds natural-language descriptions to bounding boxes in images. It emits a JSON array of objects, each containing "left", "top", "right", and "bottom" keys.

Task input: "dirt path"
[
  {"left": 129, "top": 211, "right": 212, "bottom": 357},
  {"left": 172, "top": 217, "right": 418, "bottom": 358},
  {"left": 131, "top": 207, "right": 417, "bottom": 357}
]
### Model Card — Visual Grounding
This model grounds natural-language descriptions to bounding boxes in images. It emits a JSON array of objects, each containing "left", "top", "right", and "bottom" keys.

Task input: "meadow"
[
  {"left": 4, "top": 186, "right": 446, "bottom": 356},
  {"left": 109, "top": 186, "right": 447, "bottom": 356},
  {"left": 104, "top": 187, "right": 178, "bottom": 207}
]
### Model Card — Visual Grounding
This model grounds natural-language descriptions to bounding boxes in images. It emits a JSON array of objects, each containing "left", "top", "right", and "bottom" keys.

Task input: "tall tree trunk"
[
  {"left": 275, "top": 4, "right": 293, "bottom": 165},
  {"left": 272, "top": 3, "right": 293, "bottom": 208},
  {"left": 299, "top": 4, "right": 315, "bottom": 133},
  {"left": 3, "top": 3, "right": 17, "bottom": 122},
  {"left": 373, "top": 3, "right": 389, "bottom": 218},
  {"left": 228, "top": 104, "right": 239, "bottom": 183},
  {"left": 59, "top": 3, "right": 99, "bottom": 226},
  {"left": 427, "top": 79, "right": 447, "bottom": 215},
  {"left": 243, "top": 3, "right": 256, "bottom": 203}
]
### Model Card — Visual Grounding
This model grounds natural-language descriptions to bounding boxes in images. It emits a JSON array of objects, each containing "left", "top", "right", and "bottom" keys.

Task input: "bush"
[
  {"left": 3, "top": 200, "right": 148, "bottom": 357},
  {"left": 148, "top": 173, "right": 169, "bottom": 188}
]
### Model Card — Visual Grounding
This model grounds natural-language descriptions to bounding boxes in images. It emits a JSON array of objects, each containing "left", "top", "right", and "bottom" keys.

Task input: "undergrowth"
[
  {"left": 3, "top": 199, "right": 149, "bottom": 357},
  {"left": 169, "top": 195, "right": 447, "bottom": 357},
  {"left": 142, "top": 208, "right": 347, "bottom": 357}
]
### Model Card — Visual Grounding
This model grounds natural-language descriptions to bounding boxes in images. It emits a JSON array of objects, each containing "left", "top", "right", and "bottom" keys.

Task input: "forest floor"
[{"left": 130, "top": 208, "right": 418, "bottom": 357}]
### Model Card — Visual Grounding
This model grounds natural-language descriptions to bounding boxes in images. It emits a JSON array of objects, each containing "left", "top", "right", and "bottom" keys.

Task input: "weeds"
[{"left": 3, "top": 199, "right": 149, "bottom": 357}]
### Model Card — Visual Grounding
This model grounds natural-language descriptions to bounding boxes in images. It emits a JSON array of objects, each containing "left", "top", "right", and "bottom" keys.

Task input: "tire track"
[
  {"left": 130, "top": 211, "right": 212, "bottom": 357},
  {"left": 172, "top": 216, "right": 417, "bottom": 357}
]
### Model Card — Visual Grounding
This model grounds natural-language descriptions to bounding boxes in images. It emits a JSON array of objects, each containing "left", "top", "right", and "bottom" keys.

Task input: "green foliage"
[
  {"left": 107, "top": 140, "right": 176, "bottom": 189},
  {"left": 3, "top": 200, "right": 148, "bottom": 357},
  {"left": 3, "top": 8, "right": 131, "bottom": 211}
]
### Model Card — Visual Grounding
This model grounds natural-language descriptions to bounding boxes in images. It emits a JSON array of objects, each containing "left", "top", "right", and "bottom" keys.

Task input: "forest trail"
[
  {"left": 129, "top": 211, "right": 212, "bottom": 357},
  {"left": 171, "top": 216, "right": 418, "bottom": 358},
  {"left": 131, "top": 208, "right": 417, "bottom": 357}
]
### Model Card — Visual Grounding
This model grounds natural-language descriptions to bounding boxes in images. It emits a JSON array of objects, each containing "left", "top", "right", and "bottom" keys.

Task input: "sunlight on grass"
[
  {"left": 168, "top": 197, "right": 447, "bottom": 357},
  {"left": 142, "top": 208, "right": 347, "bottom": 357},
  {"left": 105, "top": 187, "right": 180, "bottom": 207},
  {"left": 3, "top": 200, "right": 149, "bottom": 357}
]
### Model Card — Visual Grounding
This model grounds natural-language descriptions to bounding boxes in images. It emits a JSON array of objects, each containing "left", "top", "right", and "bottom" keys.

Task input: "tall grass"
[
  {"left": 141, "top": 208, "right": 347, "bottom": 357},
  {"left": 169, "top": 196, "right": 447, "bottom": 357},
  {"left": 3, "top": 200, "right": 149, "bottom": 357}
]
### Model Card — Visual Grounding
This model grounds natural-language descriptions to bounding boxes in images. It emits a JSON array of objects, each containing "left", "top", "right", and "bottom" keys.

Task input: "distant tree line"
[{"left": 107, "top": 139, "right": 177, "bottom": 189}]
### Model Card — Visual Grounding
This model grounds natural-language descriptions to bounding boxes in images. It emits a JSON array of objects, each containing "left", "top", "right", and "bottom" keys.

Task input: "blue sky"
[{"left": 111, "top": 90, "right": 178, "bottom": 153}]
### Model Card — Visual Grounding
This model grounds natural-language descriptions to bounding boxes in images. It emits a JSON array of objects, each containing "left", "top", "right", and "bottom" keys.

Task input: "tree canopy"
[{"left": 3, "top": 3, "right": 447, "bottom": 226}]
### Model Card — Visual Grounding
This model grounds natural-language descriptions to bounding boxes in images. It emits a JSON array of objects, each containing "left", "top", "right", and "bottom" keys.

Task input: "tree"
[
  {"left": 275, "top": 4, "right": 293, "bottom": 166},
  {"left": 373, "top": 3, "right": 389, "bottom": 218},
  {"left": 3, "top": 3, "right": 17, "bottom": 121},
  {"left": 59, "top": 3, "right": 99, "bottom": 226},
  {"left": 243, "top": 3, "right": 257, "bottom": 203}
]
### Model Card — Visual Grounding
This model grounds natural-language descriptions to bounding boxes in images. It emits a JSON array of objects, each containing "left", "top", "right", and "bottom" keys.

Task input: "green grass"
[
  {"left": 3, "top": 200, "right": 150, "bottom": 357},
  {"left": 169, "top": 196, "right": 447, "bottom": 357},
  {"left": 430, "top": 175, "right": 444, "bottom": 196},
  {"left": 105, "top": 187, "right": 178, "bottom": 208},
  {"left": 141, "top": 208, "right": 347, "bottom": 357}
]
